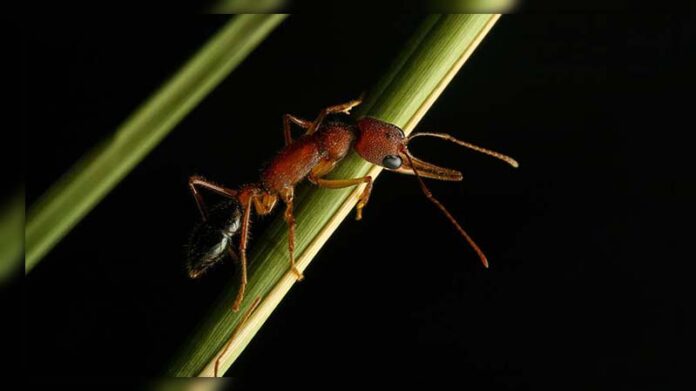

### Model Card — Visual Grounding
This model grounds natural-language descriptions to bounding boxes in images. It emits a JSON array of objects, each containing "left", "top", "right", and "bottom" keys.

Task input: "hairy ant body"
[{"left": 186, "top": 98, "right": 518, "bottom": 311}]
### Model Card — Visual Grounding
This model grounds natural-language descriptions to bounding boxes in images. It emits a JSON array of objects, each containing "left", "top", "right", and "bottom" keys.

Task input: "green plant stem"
[
  {"left": 0, "top": 190, "right": 23, "bottom": 283},
  {"left": 25, "top": 14, "right": 287, "bottom": 273},
  {"left": 167, "top": 14, "right": 501, "bottom": 377}
]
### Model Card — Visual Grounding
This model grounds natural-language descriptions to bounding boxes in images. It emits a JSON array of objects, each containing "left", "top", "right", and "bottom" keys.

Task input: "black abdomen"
[{"left": 186, "top": 199, "right": 242, "bottom": 278}]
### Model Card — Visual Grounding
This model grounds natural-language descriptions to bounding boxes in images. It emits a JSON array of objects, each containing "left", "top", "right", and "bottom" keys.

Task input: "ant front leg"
[
  {"left": 280, "top": 188, "right": 304, "bottom": 281},
  {"left": 307, "top": 97, "right": 364, "bottom": 135},
  {"left": 188, "top": 175, "right": 238, "bottom": 220},
  {"left": 309, "top": 174, "right": 373, "bottom": 221},
  {"left": 283, "top": 114, "right": 312, "bottom": 146}
]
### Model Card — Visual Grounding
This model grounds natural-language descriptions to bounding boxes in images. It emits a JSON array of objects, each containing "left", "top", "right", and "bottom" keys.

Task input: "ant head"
[
  {"left": 355, "top": 117, "right": 519, "bottom": 179},
  {"left": 354, "top": 117, "right": 407, "bottom": 169},
  {"left": 354, "top": 117, "right": 464, "bottom": 180},
  {"left": 354, "top": 116, "right": 520, "bottom": 269}
]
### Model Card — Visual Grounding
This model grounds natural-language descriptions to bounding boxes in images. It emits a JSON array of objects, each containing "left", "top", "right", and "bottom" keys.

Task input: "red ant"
[{"left": 186, "top": 97, "right": 518, "bottom": 311}]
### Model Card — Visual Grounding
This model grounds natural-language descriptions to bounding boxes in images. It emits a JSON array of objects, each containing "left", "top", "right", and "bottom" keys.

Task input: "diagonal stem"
[
  {"left": 25, "top": 15, "right": 287, "bottom": 273},
  {"left": 166, "top": 14, "right": 502, "bottom": 377}
]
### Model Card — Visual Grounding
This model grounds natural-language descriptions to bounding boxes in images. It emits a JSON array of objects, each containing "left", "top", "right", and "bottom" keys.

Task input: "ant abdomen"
[{"left": 186, "top": 199, "right": 242, "bottom": 279}]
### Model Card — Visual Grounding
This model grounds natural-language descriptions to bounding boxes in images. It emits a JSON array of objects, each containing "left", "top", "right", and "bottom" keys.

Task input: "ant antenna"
[
  {"left": 402, "top": 149, "right": 490, "bottom": 268},
  {"left": 408, "top": 132, "right": 519, "bottom": 168}
]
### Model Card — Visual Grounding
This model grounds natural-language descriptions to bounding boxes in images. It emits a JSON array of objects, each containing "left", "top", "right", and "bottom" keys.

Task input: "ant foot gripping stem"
[{"left": 291, "top": 266, "right": 305, "bottom": 281}]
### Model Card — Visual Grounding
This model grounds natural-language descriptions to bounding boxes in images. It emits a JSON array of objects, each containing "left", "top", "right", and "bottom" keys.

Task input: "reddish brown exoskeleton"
[{"left": 186, "top": 98, "right": 518, "bottom": 311}]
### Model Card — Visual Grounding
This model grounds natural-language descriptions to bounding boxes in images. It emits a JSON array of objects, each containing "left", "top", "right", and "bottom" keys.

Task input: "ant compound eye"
[{"left": 382, "top": 155, "right": 402, "bottom": 169}]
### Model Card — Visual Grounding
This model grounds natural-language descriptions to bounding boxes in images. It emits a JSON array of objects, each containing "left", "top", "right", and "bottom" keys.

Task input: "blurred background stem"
[
  {"left": 25, "top": 14, "right": 287, "bottom": 273},
  {"left": 0, "top": 191, "right": 23, "bottom": 283}
]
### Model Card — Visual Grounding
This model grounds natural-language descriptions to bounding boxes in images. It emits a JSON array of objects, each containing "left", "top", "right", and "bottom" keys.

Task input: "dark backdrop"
[{"left": 24, "top": 15, "right": 692, "bottom": 388}]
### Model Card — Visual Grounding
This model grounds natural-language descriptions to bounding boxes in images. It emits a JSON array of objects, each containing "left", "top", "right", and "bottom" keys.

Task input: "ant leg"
[
  {"left": 188, "top": 175, "right": 238, "bottom": 220},
  {"left": 309, "top": 175, "right": 373, "bottom": 221},
  {"left": 280, "top": 188, "right": 304, "bottom": 281},
  {"left": 232, "top": 193, "right": 254, "bottom": 312},
  {"left": 215, "top": 296, "right": 262, "bottom": 377},
  {"left": 283, "top": 114, "right": 312, "bottom": 146},
  {"left": 308, "top": 97, "right": 364, "bottom": 135}
]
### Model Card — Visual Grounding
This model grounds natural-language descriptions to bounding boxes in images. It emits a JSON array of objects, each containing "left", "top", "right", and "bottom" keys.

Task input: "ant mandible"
[{"left": 185, "top": 97, "right": 518, "bottom": 311}]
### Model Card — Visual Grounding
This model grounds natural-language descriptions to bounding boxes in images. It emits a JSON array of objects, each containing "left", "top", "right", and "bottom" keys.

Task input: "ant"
[{"left": 186, "top": 97, "right": 518, "bottom": 311}]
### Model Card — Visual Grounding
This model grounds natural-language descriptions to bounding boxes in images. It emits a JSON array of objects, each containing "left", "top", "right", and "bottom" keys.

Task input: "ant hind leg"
[
  {"left": 232, "top": 193, "right": 254, "bottom": 312},
  {"left": 188, "top": 176, "right": 238, "bottom": 220},
  {"left": 214, "top": 296, "right": 262, "bottom": 377}
]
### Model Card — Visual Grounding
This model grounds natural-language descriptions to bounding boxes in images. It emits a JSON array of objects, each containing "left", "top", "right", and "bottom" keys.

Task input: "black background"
[{"left": 24, "top": 14, "right": 693, "bottom": 388}]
